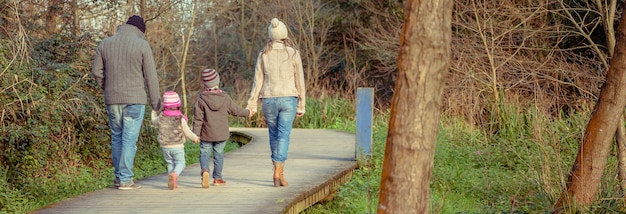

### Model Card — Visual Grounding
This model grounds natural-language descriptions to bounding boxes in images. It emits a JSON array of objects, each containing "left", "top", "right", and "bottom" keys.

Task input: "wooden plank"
[{"left": 34, "top": 128, "right": 356, "bottom": 214}]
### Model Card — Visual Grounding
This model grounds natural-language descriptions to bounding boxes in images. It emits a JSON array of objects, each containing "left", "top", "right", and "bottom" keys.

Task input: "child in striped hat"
[
  {"left": 151, "top": 91, "right": 200, "bottom": 190},
  {"left": 192, "top": 68, "right": 252, "bottom": 188}
]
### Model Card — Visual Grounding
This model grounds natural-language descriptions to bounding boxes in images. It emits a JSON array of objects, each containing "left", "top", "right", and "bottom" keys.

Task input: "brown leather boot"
[
  {"left": 168, "top": 172, "right": 177, "bottom": 190},
  {"left": 273, "top": 161, "right": 288, "bottom": 187}
]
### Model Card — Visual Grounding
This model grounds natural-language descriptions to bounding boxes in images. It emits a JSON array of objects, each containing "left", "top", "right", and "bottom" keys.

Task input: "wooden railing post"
[{"left": 356, "top": 87, "right": 373, "bottom": 160}]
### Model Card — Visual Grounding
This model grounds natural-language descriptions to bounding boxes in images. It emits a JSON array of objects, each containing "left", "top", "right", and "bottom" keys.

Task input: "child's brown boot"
[{"left": 168, "top": 172, "right": 177, "bottom": 190}]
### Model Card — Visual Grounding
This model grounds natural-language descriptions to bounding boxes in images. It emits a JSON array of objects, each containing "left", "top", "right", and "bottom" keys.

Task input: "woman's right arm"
[{"left": 246, "top": 54, "right": 265, "bottom": 112}]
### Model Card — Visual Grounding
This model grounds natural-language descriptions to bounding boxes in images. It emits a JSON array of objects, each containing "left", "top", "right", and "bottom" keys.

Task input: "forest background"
[{"left": 1, "top": 0, "right": 625, "bottom": 213}]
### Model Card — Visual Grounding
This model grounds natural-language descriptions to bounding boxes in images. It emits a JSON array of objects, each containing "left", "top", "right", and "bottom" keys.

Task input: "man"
[{"left": 91, "top": 15, "right": 161, "bottom": 190}]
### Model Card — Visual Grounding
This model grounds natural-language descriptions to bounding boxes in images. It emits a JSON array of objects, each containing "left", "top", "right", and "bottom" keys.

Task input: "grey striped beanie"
[{"left": 201, "top": 68, "right": 220, "bottom": 88}]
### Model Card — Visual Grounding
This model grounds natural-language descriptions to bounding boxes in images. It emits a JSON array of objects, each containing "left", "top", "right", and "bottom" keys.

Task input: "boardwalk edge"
[{"left": 282, "top": 163, "right": 358, "bottom": 214}]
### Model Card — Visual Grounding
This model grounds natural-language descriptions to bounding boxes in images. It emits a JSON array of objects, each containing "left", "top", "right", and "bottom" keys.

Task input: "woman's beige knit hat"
[{"left": 268, "top": 18, "right": 288, "bottom": 41}]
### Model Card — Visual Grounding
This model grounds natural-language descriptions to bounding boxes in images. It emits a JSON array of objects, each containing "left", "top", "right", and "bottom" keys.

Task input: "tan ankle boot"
[{"left": 273, "top": 161, "right": 288, "bottom": 187}]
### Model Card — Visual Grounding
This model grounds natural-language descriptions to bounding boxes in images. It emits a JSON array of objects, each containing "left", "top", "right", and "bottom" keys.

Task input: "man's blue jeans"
[
  {"left": 106, "top": 104, "right": 145, "bottom": 183},
  {"left": 199, "top": 140, "right": 226, "bottom": 179},
  {"left": 162, "top": 147, "right": 186, "bottom": 176},
  {"left": 261, "top": 97, "right": 297, "bottom": 163}
]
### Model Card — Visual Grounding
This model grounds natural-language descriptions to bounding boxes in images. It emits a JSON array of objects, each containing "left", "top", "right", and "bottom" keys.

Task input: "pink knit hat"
[{"left": 162, "top": 91, "right": 181, "bottom": 108}]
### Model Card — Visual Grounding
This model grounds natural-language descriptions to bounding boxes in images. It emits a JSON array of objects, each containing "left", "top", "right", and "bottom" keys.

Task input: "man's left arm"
[{"left": 142, "top": 44, "right": 161, "bottom": 111}]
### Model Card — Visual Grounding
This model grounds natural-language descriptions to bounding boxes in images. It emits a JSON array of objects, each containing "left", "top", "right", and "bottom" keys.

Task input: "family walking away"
[
  {"left": 247, "top": 18, "right": 307, "bottom": 187},
  {"left": 151, "top": 91, "right": 200, "bottom": 190},
  {"left": 193, "top": 68, "right": 252, "bottom": 188},
  {"left": 91, "top": 15, "right": 161, "bottom": 190},
  {"left": 92, "top": 15, "right": 304, "bottom": 191}
]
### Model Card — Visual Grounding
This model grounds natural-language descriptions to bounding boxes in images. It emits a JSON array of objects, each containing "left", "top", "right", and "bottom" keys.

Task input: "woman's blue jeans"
[
  {"left": 261, "top": 97, "right": 297, "bottom": 163},
  {"left": 106, "top": 104, "right": 145, "bottom": 183},
  {"left": 199, "top": 140, "right": 226, "bottom": 179}
]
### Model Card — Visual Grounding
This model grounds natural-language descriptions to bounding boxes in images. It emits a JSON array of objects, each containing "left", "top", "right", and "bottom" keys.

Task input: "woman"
[{"left": 247, "top": 17, "right": 306, "bottom": 187}]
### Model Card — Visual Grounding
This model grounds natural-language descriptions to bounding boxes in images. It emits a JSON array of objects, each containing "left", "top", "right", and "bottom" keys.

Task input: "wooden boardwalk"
[{"left": 33, "top": 128, "right": 357, "bottom": 214}]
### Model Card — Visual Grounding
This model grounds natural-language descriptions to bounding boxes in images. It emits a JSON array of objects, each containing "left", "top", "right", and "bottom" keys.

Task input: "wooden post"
[{"left": 356, "top": 87, "right": 373, "bottom": 160}]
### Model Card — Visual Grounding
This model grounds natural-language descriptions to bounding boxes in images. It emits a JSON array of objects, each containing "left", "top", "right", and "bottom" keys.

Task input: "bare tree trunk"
[
  {"left": 125, "top": 0, "right": 134, "bottom": 17},
  {"left": 45, "top": 0, "right": 63, "bottom": 34},
  {"left": 594, "top": 0, "right": 626, "bottom": 197},
  {"left": 238, "top": 0, "right": 257, "bottom": 71},
  {"left": 554, "top": 5, "right": 626, "bottom": 210},
  {"left": 70, "top": 0, "right": 80, "bottom": 36},
  {"left": 180, "top": 0, "right": 197, "bottom": 116},
  {"left": 212, "top": 12, "right": 218, "bottom": 70},
  {"left": 140, "top": 0, "right": 146, "bottom": 18},
  {"left": 596, "top": 0, "right": 626, "bottom": 198},
  {"left": 596, "top": 0, "right": 617, "bottom": 58},
  {"left": 377, "top": 0, "right": 452, "bottom": 213}
]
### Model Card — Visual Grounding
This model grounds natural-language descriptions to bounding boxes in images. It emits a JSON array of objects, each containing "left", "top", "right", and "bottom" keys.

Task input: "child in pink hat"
[{"left": 151, "top": 91, "right": 200, "bottom": 190}]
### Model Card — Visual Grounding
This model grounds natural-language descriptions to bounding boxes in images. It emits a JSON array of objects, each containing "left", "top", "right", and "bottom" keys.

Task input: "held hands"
[
  {"left": 149, "top": 110, "right": 159, "bottom": 126},
  {"left": 194, "top": 137, "right": 200, "bottom": 144},
  {"left": 151, "top": 110, "right": 158, "bottom": 118}
]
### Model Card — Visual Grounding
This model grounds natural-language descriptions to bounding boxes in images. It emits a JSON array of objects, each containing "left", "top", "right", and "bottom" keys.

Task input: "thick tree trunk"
[
  {"left": 554, "top": 7, "right": 626, "bottom": 211},
  {"left": 595, "top": 0, "right": 626, "bottom": 198},
  {"left": 595, "top": 0, "right": 626, "bottom": 199},
  {"left": 376, "top": 0, "right": 452, "bottom": 213}
]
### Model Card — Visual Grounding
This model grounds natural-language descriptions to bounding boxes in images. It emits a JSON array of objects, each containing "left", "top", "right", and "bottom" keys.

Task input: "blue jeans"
[
  {"left": 106, "top": 104, "right": 145, "bottom": 183},
  {"left": 261, "top": 97, "right": 297, "bottom": 163},
  {"left": 162, "top": 147, "right": 186, "bottom": 176},
  {"left": 199, "top": 141, "right": 226, "bottom": 179}
]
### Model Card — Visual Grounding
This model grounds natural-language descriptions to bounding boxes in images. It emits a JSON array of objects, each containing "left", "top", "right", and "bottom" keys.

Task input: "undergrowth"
[
  {"left": 2, "top": 117, "right": 238, "bottom": 213},
  {"left": 302, "top": 99, "right": 624, "bottom": 213},
  {"left": 4, "top": 95, "right": 626, "bottom": 213}
]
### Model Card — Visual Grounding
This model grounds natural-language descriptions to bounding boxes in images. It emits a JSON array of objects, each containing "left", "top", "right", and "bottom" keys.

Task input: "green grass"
[{"left": 302, "top": 99, "right": 624, "bottom": 213}]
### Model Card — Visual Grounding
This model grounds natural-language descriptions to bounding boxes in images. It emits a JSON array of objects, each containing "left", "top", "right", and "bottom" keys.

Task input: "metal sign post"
[{"left": 356, "top": 87, "right": 373, "bottom": 160}]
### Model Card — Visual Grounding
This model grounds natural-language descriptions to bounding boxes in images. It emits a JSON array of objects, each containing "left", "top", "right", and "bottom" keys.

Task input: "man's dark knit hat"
[{"left": 126, "top": 15, "right": 146, "bottom": 33}]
